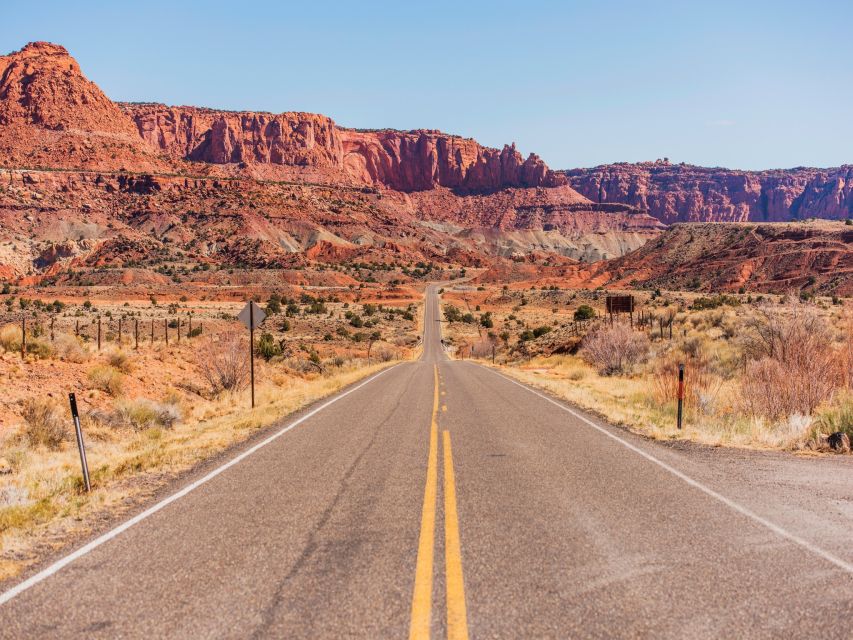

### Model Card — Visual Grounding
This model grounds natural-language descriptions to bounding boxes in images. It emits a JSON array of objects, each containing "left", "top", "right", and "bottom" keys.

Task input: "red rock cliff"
[
  {"left": 121, "top": 103, "right": 567, "bottom": 192},
  {"left": 565, "top": 162, "right": 853, "bottom": 223},
  {"left": 340, "top": 129, "right": 566, "bottom": 192},
  {"left": 122, "top": 104, "right": 344, "bottom": 168}
]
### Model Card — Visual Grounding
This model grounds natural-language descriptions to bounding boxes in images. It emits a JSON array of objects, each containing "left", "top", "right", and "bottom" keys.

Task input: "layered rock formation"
[
  {"left": 338, "top": 130, "right": 566, "bottom": 192},
  {"left": 566, "top": 161, "right": 853, "bottom": 224},
  {"left": 121, "top": 102, "right": 567, "bottom": 192},
  {"left": 596, "top": 221, "right": 853, "bottom": 295},
  {"left": 124, "top": 104, "right": 344, "bottom": 170}
]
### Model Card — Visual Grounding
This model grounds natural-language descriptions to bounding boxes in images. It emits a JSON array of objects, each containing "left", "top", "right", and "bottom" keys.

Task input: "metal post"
[
  {"left": 21, "top": 315, "right": 25, "bottom": 360},
  {"left": 151, "top": 318, "right": 154, "bottom": 345},
  {"left": 135, "top": 319, "right": 139, "bottom": 350},
  {"left": 188, "top": 315, "right": 192, "bottom": 337},
  {"left": 492, "top": 344, "right": 495, "bottom": 364},
  {"left": 164, "top": 318, "right": 168, "bottom": 345},
  {"left": 97, "top": 316, "right": 101, "bottom": 351},
  {"left": 75, "top": 319, "right": 79, "bottom": 338},
  {"left": 118, "top": 317, "right": 122, "bottom": 344},
  {"left": 677, "top": 363, "right": 685, "bottom": 430},
  {"left": 176, "top": 319, "right": 180, "bottom": 344},
  {"left": 50, "top": 316, "right": 55, "bottom": 342},
  {"left": 249, "top": 307, "right": 255, "bottom": 408},
  {"left": 68, "top": 393, "right": 91, "bottom": 492}
]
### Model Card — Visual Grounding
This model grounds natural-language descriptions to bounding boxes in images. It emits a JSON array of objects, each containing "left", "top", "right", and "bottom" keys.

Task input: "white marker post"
[{"left": 238, "top": 301, "right": 266, "bottom": 408}]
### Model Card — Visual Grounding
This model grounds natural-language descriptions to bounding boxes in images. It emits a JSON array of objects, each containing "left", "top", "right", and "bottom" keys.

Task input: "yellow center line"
[
  {"left": 443, "top": 430, "right": 470, "bottom": 640},
  {"left": 409, "top": 365, "right": 440, "bottom": 640}
]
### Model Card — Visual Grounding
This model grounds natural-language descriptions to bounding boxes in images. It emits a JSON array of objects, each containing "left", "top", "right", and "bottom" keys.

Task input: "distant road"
[{"left": 1, "top": 285, "right": 852, "bottom": 638}]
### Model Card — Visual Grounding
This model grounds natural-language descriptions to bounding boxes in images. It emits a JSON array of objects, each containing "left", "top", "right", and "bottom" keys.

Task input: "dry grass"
[
  {"left": 481, "top": 294, "right": 853, "bottom": 453},
  {"left": 87, "top": 364, "right": 125, "bottom": 396},
  {"left": 580, "top": 323, "right": 650, "bottom": 375},
  {"left": 0, "top": 324, "right": 21, "bottom": 353},
  {"left": 0, "top": 357, "right": 399, "bottom": 581},
  {"left": 53, "top": 334, "right": 89, "bottom": 363},
  {"left": 20, "top": 398, "right": 67, "bottom": 450},
  {"left": 198, "top": 331, "right": 249, "bottom": 393}
]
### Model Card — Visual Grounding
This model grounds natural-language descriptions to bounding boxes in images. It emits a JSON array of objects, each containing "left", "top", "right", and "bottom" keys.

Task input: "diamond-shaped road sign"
[{"left": 238, "top": 301, "right": 266, "bottom": 330}]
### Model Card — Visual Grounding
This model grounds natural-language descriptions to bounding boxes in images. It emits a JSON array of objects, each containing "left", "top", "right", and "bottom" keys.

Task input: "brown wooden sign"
[{"left": 606, "top": 295, "right": 634, "bottom": 314}]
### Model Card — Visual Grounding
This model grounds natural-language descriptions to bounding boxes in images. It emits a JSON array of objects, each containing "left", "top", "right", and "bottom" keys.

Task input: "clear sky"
[{"left": 2, "top": 0, "right": 851, "bottom": 170}]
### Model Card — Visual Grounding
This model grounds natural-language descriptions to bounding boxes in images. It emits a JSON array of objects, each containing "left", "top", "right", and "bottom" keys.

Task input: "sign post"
[
  {"left": 68, "top": 393, "right": 91, "bottom": 492},
  {"left": 677, "top": 363, "right": 685, "bottom": 430},
  {"left": 238, "top": 301, "right": 266, "bottom": 409}
]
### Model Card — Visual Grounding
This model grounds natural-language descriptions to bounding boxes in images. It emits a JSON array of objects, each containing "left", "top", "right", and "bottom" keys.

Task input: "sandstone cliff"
[
  {"left": 566, "top": 162, "right": 853, "bottom": 223},
  {"left": 120, "top": 102, "right": 568, "bottom": 192}
]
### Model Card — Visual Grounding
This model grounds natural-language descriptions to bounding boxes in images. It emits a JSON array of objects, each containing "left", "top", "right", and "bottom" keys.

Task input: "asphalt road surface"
[{"left": 1, "top": 285, "right": 852, "bottom": 638}]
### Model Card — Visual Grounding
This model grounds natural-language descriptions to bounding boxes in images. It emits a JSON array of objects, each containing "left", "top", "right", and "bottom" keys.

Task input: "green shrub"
[
  {"left": 573, "top": 305, "right": 595, "bottom": 321},
  {"left": 256, "top": 333, "right": 282, "bottom": 361},
  {"left": 533, "top": 326, "right": 552, "bottom": 338},
  {"left": 443, "top": 305, "right": 462, "bottom": 323}
]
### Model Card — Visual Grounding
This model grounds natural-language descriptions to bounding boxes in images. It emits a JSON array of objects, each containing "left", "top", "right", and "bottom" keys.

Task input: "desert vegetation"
[
  {"left": 0, "top": 288, "right": 420, "bottom": 581},
  {"left": 441, "top": 284, "right": 852, "bottom": 452}
]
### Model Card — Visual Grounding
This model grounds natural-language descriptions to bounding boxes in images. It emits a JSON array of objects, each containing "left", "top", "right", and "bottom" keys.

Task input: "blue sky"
[{"left": 2, "top": 0, "right": 851, "bottom": 170}]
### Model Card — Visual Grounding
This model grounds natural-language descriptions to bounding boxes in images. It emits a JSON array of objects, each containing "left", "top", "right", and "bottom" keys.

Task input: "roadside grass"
[
  {"left": 0, "top": 358, "right": 398, "bottom": 582},
  {"left": 463, "top": 294, "right": 853, "bottom": 453},
  {"left": 497, "top": 354, "right": 822, "bottom": 450}
]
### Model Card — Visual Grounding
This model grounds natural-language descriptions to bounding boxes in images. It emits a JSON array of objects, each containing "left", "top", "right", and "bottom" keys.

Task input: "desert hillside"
[{"left": 595, "top": 220, "right": 853, "bottom": 295}]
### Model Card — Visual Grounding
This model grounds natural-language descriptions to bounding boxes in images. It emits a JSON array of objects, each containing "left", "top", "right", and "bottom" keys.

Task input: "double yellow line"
[{"left": 409, "top": 365, "right": 469, "bottom": 640}]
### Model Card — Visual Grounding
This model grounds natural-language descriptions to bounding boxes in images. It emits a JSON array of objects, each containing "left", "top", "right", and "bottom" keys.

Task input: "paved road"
[{"left": 1, "top": 285, "right": 852, "bottom": 638}]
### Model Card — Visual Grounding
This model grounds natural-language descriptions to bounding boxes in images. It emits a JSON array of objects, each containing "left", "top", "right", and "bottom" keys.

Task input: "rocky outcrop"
[
  {"left": 121, "top": 103, "right": 567, "bottom": 192},
  {"left": 0, "top": 42, "right": 160, "bottom": 171},
  {"left": 123, "top": 104, "right": 345, "bottom": 169},
  {"left": 340, "top": 130, "right": 566, "bottom": 192},
  {"left": 0, "top": 42, "right": 134, "bottom": 134},
  {"left": 566, "top": 161, "right": 853, "bottom": 224}
]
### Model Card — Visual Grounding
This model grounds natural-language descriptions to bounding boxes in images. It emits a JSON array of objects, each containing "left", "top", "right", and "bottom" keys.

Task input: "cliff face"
[
  {"left": 339, "top": 130, "right": 566, "bottom": 192},
  {"left": 565, "top": 162, "right": 853, "bottom": 224},
  {"left": 121, "top": 103, "right": 567, "bottom": 192},
  {"left": 122, "top": 104, "right": 345, "bottom": 168}
]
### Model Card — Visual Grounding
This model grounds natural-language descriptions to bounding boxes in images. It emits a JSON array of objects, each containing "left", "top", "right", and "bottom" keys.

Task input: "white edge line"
[
  {"left": 479, "top": 364, "right": 853, "bottom": 576},
  {"left": 0, "top": 363, "right": 402, "bottom": 607}
]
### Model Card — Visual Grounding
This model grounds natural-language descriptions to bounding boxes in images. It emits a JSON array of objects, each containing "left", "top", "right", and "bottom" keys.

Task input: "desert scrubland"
[{"left": 440, "top": 284, "right": 852, "bottom": 452}]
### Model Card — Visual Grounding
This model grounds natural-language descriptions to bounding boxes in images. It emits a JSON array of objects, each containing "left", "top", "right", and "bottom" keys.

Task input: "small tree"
[
  {"left": 367, "top": 330, "right": 382, "bottom": 361},
  {"left": 574, "top": 305, "right": 595, "bottom": 321},
  {"left": 256, "top": 332, "right": 282, "bottom": 361},
  {"left": 443, "top": 305, "right": 462, "bottom": 323}
]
